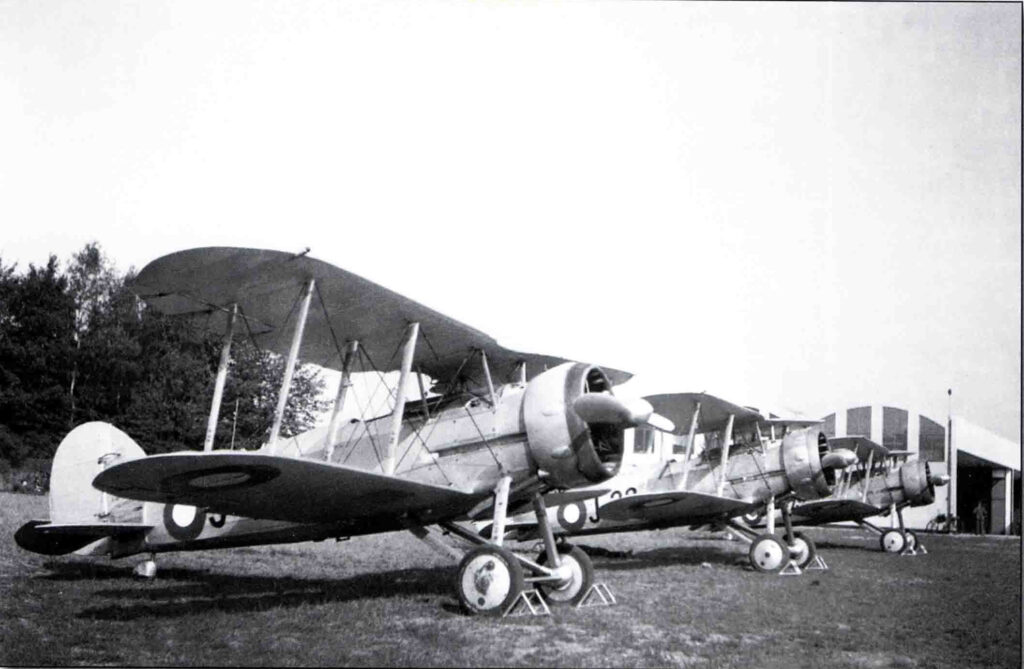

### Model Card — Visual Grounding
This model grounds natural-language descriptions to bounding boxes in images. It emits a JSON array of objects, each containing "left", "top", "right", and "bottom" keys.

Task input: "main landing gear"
[
  {"left": 415, "top": 476, "right": 605, "bottom": 616},
  {"left": 729, "top": 498, "right": 824, "bottom": 575},
  {"left": 859, "top": 504, "right": 927, "bottom": 556}
]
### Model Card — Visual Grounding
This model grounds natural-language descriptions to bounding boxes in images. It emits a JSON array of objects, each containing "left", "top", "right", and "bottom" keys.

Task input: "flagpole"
[{"left": 946, "top": 388, "right": 953, "bottom": 530}]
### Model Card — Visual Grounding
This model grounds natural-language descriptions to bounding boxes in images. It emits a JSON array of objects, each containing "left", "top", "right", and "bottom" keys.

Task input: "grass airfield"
[{"left": 1, "top": 492, "right": 1019, "bottom": 668}]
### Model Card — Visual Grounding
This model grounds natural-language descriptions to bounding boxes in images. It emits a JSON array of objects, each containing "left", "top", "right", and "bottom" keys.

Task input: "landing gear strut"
[
  {"left": 427, "top": 476, "right": 598, "bottom": 616},
  {"left": 728, "top": 497, "right": 820, "bottom": 574}
]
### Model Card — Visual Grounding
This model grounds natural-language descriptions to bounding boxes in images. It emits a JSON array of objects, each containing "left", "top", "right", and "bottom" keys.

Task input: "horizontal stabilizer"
[
  {"left": 791, "top": 499, "right": 883, "bottom": 523},
  {"left": 827, "top": 436, "right": 889, "bottom": 462},
  {"left": 15, "top": 520, "right": 152, "bottom": 556},
  {"left": 599, "top": 491, "right": 755, "bottom": 523},
  {"left": 93, "top": 451, "right": 479, "bottom": 525}
]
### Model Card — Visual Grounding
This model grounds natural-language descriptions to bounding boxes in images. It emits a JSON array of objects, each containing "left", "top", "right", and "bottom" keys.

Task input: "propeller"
[
  {"left": 572, "top": 394, "right": 675, "bottom": 433},
  {"left": 821, "top": 448, "right": 858, "bottom": 470}
]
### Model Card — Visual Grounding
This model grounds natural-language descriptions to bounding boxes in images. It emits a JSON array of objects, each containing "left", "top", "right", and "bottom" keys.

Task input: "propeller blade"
[
  {"left": 821, "top": 448, "right": 858, "bottom": 470},
  {"left": 572, "top": 394, "right": 675, "bottom": 432}
]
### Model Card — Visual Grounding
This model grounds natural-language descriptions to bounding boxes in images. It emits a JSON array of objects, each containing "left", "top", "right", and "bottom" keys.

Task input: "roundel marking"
[
  {"left": 160, "top": 464, "right": 280, "bottom": 494},
  {"left": 163, "top": 503, "right": 206, "bottom": 541},
  {"left": 557, "top": 501, "right": 587, "bottom": 532}
]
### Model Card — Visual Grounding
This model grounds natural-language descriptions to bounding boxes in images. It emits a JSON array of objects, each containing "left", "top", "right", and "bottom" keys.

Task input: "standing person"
[{"left": 973, "top": 501, "right": 987, "bottom": 535}]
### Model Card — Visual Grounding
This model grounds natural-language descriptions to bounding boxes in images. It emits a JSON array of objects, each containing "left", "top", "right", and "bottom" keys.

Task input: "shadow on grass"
[
  {"left": 581, "top": 544, "right": 752, "bottom": 571},
  {"left": 71, "top": 565, "right": 455, "bottom": 621}
]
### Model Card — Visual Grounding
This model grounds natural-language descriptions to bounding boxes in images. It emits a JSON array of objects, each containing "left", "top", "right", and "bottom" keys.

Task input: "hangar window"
[
  {"left": 919, "top": 415, "right": 946, "bottom": 462},
  {"left": 821, "top": 413, "right": 836, "bottom": 438},
  {"left": 633, "top": 428, "right": 656, "bottom": 454},
  {"left": 883, "top": 407, "right": 908, "bottom": 451},
  {"left": 847, "top": 406, "right": 871, "bottom": 438}
]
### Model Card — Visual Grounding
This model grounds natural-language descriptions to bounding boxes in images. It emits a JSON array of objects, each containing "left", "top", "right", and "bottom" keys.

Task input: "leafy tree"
[
  {"left": 0, "top": 244, "right": 328, "bottom": 465},
  {"left": 0, "top": 256, "right": 76, "bottom": 464}
]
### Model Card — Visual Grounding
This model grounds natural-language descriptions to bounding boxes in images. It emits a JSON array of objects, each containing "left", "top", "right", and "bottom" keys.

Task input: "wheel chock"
[
  {"left": 503, "top": 590, "right": 551, "bottom": 618},
  {"left": 779, "top": 560, "right": 803, "bottom": 576},
  {"left": 900, "top": 545, "right": 918, "bottom": 557},
  {"left": 576, "top": 582, "right": 617, "bottom": 608},
  {"left": 805, "top": 555, "right": 829, "bottom": 571}
]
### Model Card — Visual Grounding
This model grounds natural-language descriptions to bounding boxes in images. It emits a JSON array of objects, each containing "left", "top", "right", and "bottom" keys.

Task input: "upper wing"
[
  {"left": 643, "top": 393, "right": 764, "bottom": 435},
  {"left": 790, "top": 499, "right": 883, "bottom": 523},
  {"left": 599, "top": 491, "right": 756, "bottom": 523},
  {"left": 129, "top": 247, "right": 632, "bottom": 386},
  {"left": 827, "top": 436, "right": 889, "bottom": 462},
  {"left": 92, "top": 451, "right": 479, "bottom": 525}
]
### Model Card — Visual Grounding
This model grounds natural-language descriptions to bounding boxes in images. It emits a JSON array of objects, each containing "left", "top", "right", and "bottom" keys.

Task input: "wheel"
[
  {"left": 456, "top": 545, "right": 525, "bottom": 616},
  {"left": 905, "top": 531, "right": 919, "bottom": 552},
  {"left": 133, "top": 559, "right": 157, "bottom": 579},
  {"left": 880, "top": 529, "right": 906, "bottom": 553},
  {"left": 786, "top": 531, "right": 817, "bottom": 569},
  {"left": 535, "top": 544, "right": 594, "bottom": 606},
  {"left": 749, "top": 534, "right": 788, "bottom": 573}
]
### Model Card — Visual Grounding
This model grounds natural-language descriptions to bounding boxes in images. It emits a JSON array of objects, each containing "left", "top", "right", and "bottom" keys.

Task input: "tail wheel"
[
  {"left": 536, "top": 544, "right": 594, "bottom": 606},
  {"left": 749, "top": 534, "right": 788, "bottom": 573},
  {"left": 743, "top": 509, "right": 765, "bottom": 526},
  {"left": 456, "top": 545, "right": 524, "bottom": 616},
  {"left": 880, "top": 529, "right": 906, "bottom": 553},
  {"left": 787, "top": 531, "right": 817, "bottom": 569}
]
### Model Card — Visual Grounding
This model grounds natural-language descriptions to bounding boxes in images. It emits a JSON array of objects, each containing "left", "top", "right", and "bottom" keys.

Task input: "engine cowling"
[
  {"left": 523, "top": 362, "right": 624, "bottom": 488},
  {"left": 901, "top": 460, "right": 938, "bottom": 506},
  {"left": 782, "top": 428, "right": 834, "bottom": 500}
]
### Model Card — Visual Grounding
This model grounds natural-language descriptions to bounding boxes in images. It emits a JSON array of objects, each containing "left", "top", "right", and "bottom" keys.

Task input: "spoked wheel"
[
  {"left": 905, "top": 530, "right": 919, "bottom": 552},
  {"left": 535, "top": 544, "right": 594, "bottom": 606},
  {"left": 880, "top": 529, "right": 906, "bottom": 553},
  {"left": 786, "top": 531, "right": 817, "bottom": 569},
  {"left": 456, "top": 545, "right": 525, "bottom": 616},
  {"left": 749, "top": 533, "right": 788, "bottom": 573}
]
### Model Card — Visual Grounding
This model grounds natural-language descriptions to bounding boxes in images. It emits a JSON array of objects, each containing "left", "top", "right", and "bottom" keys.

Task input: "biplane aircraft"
[
  {"left": 748, "top": 444, "right": 950, "bottom": 555},
  {"left": 486, "top": 393, "right": 863, "bottom": 574},
  {"left": 16, "top": 246, "right": 677, "bottom": 615}
]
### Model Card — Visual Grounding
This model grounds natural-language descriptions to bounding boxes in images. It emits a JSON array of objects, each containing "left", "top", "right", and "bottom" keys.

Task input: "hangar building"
[{"left": 819, "top": 406, "right": 1020, "bottom": 535}]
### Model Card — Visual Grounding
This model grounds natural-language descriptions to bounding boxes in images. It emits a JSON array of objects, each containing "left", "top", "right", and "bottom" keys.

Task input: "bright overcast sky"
[{"left": 1, "top": 1, "right": 1020, "bottom": 441}]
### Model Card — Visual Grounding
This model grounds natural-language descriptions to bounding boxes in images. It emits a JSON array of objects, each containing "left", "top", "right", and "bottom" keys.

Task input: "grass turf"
[{"left": 1, "top": 492, "right": 1019, "bottom": 667}]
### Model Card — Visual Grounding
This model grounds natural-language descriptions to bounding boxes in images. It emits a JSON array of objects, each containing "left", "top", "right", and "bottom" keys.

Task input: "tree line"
[{"left": 0, "top": 243, "right": 328, "bottom": 479}]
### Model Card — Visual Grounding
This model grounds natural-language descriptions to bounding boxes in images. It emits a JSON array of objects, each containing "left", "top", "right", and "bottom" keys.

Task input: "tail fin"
[
  {"left": 49, "top": 421, "right": 146, "bottom": 524},
  {"left": 15, "top": 422, "right": 149, "bottom": 556}
]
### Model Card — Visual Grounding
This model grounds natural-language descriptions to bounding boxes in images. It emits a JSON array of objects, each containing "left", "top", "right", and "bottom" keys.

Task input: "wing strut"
[
  {"left": 204, "top": 303, "right": 237, "bottom": 451},
  {"left": 384, "top": 322, "right": 419, "bottom": 475},
  {"left": 679, "top": 400, "right": 702, "bottom": 489},
  {"left": 716, "top": 413, "right": 736, "bottom": 496},
  {"left": 480, "top": 350, "right": 497, "bottom": 408},
  {"left": 324, "top": 340, "right": 359, "bottom": 461},
  {"left": 861, "top": 448, "right": 875, "bottom": 502},
  {"left": 269, "top": 279, "right": 315, "bottom": 454}
]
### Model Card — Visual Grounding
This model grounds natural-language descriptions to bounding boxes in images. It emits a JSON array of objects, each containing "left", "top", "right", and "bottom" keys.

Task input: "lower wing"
[
  {"left": 599, "top": 491, "right": 756, "bottom": 523},
  {"left": 92, "top": 451, "right": 479, "bottom": 525},
  {"left": 791, "top": 499, "right": 883, "bottom": 524}
]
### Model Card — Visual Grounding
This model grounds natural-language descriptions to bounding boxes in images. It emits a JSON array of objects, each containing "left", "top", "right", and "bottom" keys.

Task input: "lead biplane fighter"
[
  {"left": 15, "top": 247, "right": 676, "bottom": 615},
  {"left": 753, "top": 444, "right": 950, "bottom": 555},
  {"left": 489, "top": 393, "right": 862, "bottom": 574}
]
